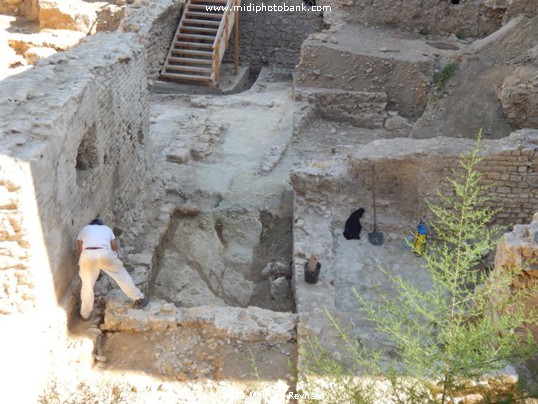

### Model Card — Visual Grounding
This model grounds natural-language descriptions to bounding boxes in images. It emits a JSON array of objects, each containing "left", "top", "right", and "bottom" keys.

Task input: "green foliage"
[
  {"left": 246, "top": 346, "right": 261, "bottom": 381},
  {"left": 434, "top": 63, "right": 457, "bottom": 93},
  {"left": 303, "top": 132, "right": 538, "bottom": 403}
]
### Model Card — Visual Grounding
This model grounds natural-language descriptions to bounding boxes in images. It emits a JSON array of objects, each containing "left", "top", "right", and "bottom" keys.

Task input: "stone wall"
[
  {"left": 502, "top": 0, "right": 538, "bottom": 22},
  {"left": 0, "top": 32, "right": 151, "bottom": 314},
  {"left": 294, "top": 87, "right": 388, "bottom": 129},
  {"left": 223, "top": 0, "right": 325, "bottom": 70},
  {"left": 324, "top": 0, "right": 504, "bottom": 38},
  {"left": 294, "top": 25, "right": 435, "bottom": 119},
  {"left": 498, "top": 65, "right": 538, "bottom": 129},
  {"left": 494, "top": 213, "right": 538, "bottom": 340},
  {"left": 0, "top": 0, "right": 38, "bottom": 20},
  {"left": 120, "top": 0, "right": 182, "bottom": 81},
  {"left": 290, "top": 130, "right": 538, "bottom": 236}
]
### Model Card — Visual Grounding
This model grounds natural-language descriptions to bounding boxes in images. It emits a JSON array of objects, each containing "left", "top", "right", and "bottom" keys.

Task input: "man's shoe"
[{"left": 133, "top": 296, "right": 149, "bottom": 309}]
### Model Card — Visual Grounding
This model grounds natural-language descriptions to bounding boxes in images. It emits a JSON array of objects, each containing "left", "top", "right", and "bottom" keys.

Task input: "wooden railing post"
[
  {"left": 225, "top": 9, "right": 229, "bottom": 48},
  {"left": 212, "top": 0, "right": 239, "bottom": 85},
  {"left": 214, "top": 40, "right": 220, "bottom": 84}
]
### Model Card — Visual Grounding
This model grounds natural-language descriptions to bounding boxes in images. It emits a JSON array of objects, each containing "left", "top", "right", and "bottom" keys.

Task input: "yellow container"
[{"left": 413, "top": 222, "right": 427, "bottom": 256}]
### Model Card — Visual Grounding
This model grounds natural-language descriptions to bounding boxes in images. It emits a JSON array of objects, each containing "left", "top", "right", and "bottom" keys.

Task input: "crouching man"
[{"left": 77, "top": 218, "right": 148, "bottom": 320}]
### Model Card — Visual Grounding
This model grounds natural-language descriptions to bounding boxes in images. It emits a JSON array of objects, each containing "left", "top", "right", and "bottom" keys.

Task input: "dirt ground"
[{"left": 102, "top": 327, "right": 296, "bottom": 384}]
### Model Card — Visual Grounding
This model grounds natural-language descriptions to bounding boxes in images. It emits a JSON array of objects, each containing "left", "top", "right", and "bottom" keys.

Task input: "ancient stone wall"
[
  {"left": 290, "top": 130, "right": 538, "bottom": 236},
  {"left": 294, "top": 25, "right": 435, "bottom": 119},
  {"left": 324, "top": 0, "right": 503, "bottom": 38},
  {"left": 0, "top": 0, "right": 38, "bottom": 20},
  {"left": 502, "top": 0, "right": 538, "bottom": 22},
  {"left": 0, "top": 32, "right": 150, "bottom": 314},
  {"left": 494, "top": 213, "right": 538, "bottom": 339},
  {"left": 120, "top": 0, "right": 182, "bottom": 81},
  {"left": 294, "top": 88, "right": 388, "bottom": 129},
  {"left": 222, "top": 0, "right": 325, "bottom": 70}
]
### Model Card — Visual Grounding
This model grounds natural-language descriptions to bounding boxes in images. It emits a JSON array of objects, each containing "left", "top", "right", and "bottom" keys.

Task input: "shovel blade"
[{"left": 368, "top": 230, "right": 384, "bottom": 246}]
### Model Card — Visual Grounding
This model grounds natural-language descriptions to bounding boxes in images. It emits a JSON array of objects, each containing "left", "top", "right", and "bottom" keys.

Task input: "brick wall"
[
  {"left": 0, "top": 32, "right": 150, "bottom": 314},
  {"left": 223, "top": 0, "right": 325, "bottom": 70},
  {"left": 290, "top": 130, "right": 538, "bottom": 236}
]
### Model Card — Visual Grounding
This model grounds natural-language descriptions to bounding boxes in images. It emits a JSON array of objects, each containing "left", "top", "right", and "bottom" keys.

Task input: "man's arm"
[
  {"left": 111, "top": 240, "right": 118, "bottom": 253},
  {"left": 77, "top": 240, "right": 83, "bottom": 259}
]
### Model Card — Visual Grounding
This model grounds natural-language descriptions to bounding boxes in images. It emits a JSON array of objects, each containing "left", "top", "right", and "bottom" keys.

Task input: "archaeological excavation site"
[{"left": 1, "top": 0, "right": 538, "bottom": 402}]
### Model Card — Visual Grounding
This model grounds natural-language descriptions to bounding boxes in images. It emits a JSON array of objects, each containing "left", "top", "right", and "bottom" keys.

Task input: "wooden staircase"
[{"left": 160, "top": 0, "right": 239, "bottom": 86}]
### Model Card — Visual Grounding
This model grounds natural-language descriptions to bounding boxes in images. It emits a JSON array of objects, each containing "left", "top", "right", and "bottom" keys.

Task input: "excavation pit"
[{"left": 150, "top": 207, "right": 294, "bottom": 312}]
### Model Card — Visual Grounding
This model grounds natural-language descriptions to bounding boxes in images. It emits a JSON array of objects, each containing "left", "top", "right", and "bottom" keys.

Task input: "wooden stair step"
[
  {"left": 190, "top": 0, "right": 228, "bottom": 5},
  {"left": 168, "top": 56, "right": 213, "bottom": 64},
  {"left": 189, "top": 1, "right": 228, "bottom": 6},
  {"left": 191, "top": 0, "right": 228, "bottom": 3},
  {"left": 177, "top": 31, "right": 216, "bottom": 39},
  {"left": 161, "top": 72, "right": 212, "bottom": 81},
  {"left": 170, "top": 48, "right": 213, "bottom": 56},
  {"left": 186, "top": 8, "right": 224, "bottom": 15},
  {"left": 176, "top": 33, "right": 215, "bottom": 41},
  {"left": 180, "top": 26, "right": 218, "bottom": 34},
  {"left": 164, "top": 65, "right": 213, "bottom": 74},
  {"left": 182, "top": 18, "right": 221, "bottom": 26},
  {"left": 173, "top": 41, "right": 214, "bottom": 49}
]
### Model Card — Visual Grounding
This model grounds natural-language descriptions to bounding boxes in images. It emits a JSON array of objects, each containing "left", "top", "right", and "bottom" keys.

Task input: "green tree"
[{"left": 302, "top": 134, "right": 538, "bottom": 403}]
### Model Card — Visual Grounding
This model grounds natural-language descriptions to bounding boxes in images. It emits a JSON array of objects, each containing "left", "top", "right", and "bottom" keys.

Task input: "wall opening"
[{"left": 75, "top": 124, "right": 99, "bottom": 186}]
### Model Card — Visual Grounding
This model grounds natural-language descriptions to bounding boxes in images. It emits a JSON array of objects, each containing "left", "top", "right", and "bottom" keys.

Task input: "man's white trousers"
[{"left": 79, "top": 249, "right": 144, "bottom": 319}]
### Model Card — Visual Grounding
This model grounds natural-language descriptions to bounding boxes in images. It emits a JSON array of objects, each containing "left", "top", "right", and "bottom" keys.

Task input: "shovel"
[{"left": 368, "top": 165, "right": 384, "bottom": 246}]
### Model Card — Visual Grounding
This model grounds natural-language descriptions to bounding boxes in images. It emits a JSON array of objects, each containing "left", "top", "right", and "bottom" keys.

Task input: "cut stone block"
[
  {"left": 24, "top": 46, "right": 57, "bottom": 65},
  {"left": 498, "top": 65, "right": 538, "bottom": 129},
  {"left": 39, "top": 0, "right": 97, "bottom": 33}
]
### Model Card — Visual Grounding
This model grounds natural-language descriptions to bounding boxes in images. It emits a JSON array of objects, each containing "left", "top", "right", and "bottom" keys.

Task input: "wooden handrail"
[
  {"left": 212, "top": 0, "right": 238, "bottom": 85},
  {"left": 212, "top": 0, "right": 233, "bottom": 48}
]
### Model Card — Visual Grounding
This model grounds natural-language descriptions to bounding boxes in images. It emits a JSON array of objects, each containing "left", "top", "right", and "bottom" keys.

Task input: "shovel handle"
[
  {"left": 308, "top": 254, "right": 319, "bottom": 271},
  {"left": 371, "top": 165, "right": 377, "bottom": 231}
]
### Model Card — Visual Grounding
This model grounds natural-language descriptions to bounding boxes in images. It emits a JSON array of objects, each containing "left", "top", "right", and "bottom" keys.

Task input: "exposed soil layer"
[{"left": 102, "top": 327, "right": 297, "bottom": 384}]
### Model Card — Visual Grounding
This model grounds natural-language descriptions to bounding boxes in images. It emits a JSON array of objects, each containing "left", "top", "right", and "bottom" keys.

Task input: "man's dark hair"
[{"left": 90, "top": 218, "right": 104, "bottom": 225}]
